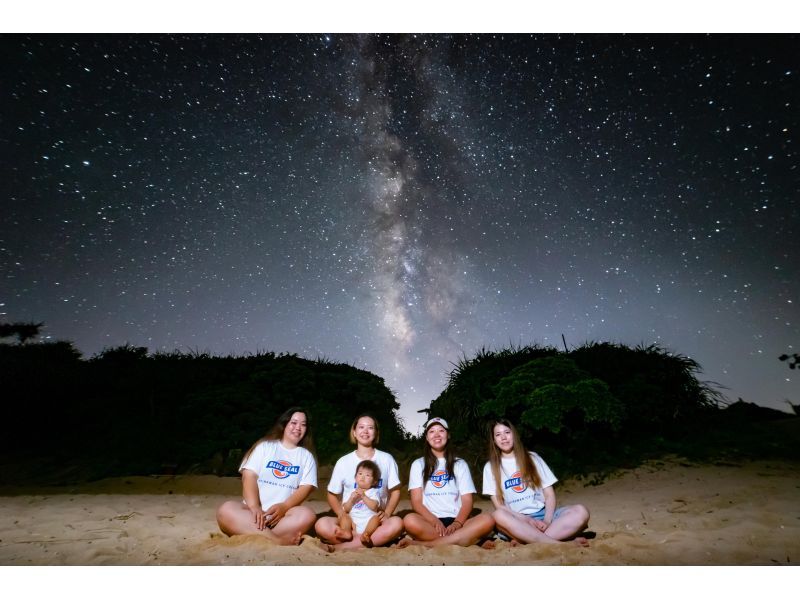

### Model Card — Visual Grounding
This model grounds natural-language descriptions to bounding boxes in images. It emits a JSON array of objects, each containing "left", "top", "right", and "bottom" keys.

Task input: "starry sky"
[{"left": 1, "top": 34, "right": 798, "bottom": 433}]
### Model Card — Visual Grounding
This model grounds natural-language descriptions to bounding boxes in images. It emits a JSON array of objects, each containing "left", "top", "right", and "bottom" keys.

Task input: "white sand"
[{"left": 1, "top": 458, "right": 798, "bottom": 565}]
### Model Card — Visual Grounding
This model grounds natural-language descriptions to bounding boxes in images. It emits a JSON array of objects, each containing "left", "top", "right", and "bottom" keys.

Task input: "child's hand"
[{"left": 344, "top": 492, "right": 360, "bottom": 512}]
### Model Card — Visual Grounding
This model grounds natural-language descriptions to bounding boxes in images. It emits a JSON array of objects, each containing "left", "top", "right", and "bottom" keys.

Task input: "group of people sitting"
[{"left": 216, "top": 408, "right": 590, "bottom": 550}]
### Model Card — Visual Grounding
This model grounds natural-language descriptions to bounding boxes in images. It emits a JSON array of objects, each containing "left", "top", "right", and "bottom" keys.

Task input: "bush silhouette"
[
  {"left": 0, "top": 341, "right": 407, "bottom": 480},
  {"left": 481, "top": 356, "right": 624, "bottom": 435},
  {"left": 427, "top": 344, "right": 559, "bottom": 440},
  {"left": 424, "top": 342, "right": 726, "bottom": 476},
  {"left": 569, "top": 342, "right": 720, "bottom": 434}
]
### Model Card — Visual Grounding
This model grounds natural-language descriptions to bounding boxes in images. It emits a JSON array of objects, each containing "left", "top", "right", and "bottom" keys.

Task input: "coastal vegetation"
[
  {"left": 0, "top": 323, "right": 795, "bottom": 484},
  {"left": 0, "top": 337, "right": 408, "bottom": 481},
  {"left": 426, "top": 342, "right": 797, "bottom": 478}
]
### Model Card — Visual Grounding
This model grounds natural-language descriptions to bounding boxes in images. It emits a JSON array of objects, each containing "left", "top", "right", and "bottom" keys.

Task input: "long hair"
[
  {"left": 422, "top": 423, "right": 457, "bottom": 486},
  {"left": 486, "top": 419, "right": 541, "bottom": 504},
  {"left": 349, "top": 413, "right": 380, "bottom": 446},
  {"left": 241, "top": 406, "right": 315, "bottom": 464}
]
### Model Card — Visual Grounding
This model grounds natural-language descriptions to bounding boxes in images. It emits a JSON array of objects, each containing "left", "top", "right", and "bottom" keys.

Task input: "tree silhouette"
[{"left": 0, "top": 321, "right": 43, "bottom": 344}]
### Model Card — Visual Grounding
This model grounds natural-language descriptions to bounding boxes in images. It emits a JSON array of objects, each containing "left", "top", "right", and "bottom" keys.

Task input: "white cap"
[{"left": 423, "top": 417, "right": 449, "bottom": 431}]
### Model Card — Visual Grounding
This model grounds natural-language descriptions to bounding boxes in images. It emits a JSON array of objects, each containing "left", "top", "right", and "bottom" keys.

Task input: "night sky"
[{"left": 1, "top": 34, "right": 798, "bottom": 433}]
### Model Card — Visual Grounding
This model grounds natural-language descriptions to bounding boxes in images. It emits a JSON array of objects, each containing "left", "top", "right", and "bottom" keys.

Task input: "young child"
[{"left": 333, "top": 460, "right": 384, "bottom": 548}]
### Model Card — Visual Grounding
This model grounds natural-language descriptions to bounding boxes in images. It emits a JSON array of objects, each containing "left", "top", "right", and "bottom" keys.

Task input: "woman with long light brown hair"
[{"left": 483, "top": 418, "right": 589, "bottom": 545}]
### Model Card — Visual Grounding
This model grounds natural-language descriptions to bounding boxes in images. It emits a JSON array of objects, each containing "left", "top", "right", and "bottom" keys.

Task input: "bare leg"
[
  {"left": 400, "top": 513, "right": 495, "bottom": 548},
  {"left": 363, "top": 515, "right": 404, "bottom": 547},
  {"left": 492, "top": 506, "right": 561, "bottom": 545},
  {"left": 316, "top": 514, "right": 373, "bottom": 544},
  {"left": 318, "top": 514, "right": 403, "bottom": 549},
  {"left": 335, "top": 513, "right": 354, "bottom": 541},
  {"left": 493, "top": 506, "right": 588, "bottom": 546},
  {"left": 327, "top": 516, "right": 404, "bottom": 550},
  {"left": 315, "top": 515, "right": 342, "bottom": 544},
  {"left": 270, "top": 505, "right": 316, "bottom": 544},
  {"left": 544, "top": 504, "right": 590, "bottom": 541},
  {"left": 361, "top": 514, "right": 382, "bottom": 547},
  {"left": 216, "top": 501, "right": 312, "bottom": 545},
  {"left": 402, "top": 513, "right": 440, "bottom": 541}
]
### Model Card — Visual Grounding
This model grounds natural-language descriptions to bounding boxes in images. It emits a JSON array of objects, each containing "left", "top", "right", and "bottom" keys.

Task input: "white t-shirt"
[
  {"left": 240, "top": 440, "right": 317, "bottom": 509},
  {"left": 481, "top": 451, "right": 557, "bottom": 514},
  {"left": 348, "top": 487, "right": 384, "bottom": 533},
  {"left": 327, "top": 449, "right": 401, "bottom": 505},
  {"left": 408, "top": 457, "right": 476, "bottom": 519}
]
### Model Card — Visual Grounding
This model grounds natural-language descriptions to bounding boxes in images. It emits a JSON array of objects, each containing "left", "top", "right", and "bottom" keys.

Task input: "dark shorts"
[{"left": 438, "top": 517, "right": 455, "bottom": 527}]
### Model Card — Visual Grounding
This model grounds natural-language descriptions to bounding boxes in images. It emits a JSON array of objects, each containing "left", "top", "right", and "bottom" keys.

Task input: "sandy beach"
[{"left": 1, "top": 457, "right": 798, "bottom": 566}]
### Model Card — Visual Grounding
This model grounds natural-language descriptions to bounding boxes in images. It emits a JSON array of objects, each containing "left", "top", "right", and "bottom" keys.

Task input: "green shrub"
[{"left": 480, "top": 356, "right": 624, "bottom": 434}]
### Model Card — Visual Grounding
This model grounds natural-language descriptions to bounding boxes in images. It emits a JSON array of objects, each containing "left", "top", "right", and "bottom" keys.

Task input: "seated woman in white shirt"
[
  {"left": 215, "top": 407, "right": 317, "bottom": 545},
  {"left": 399, "top": 417, "right": 494, "bottom": 548},
  {"left": 483, "top": 418, "right": 589, "bottom": 545},
  {"left": 314, "top": 413, "right": 404, "bottom": 548}
]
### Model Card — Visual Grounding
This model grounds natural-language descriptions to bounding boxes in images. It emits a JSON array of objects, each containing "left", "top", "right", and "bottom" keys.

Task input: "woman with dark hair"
[
  {"left": 215, "top": 407, "right": 317, "bottom": 545},
  {"left": 314, "top": 413, "right": 404, "bottom": 549},
  {"left": 483, "top": 418, "right": 589, "bottom": 545},
  {"left": 399, "top": 417, "right": 494, "bottom": 547}
]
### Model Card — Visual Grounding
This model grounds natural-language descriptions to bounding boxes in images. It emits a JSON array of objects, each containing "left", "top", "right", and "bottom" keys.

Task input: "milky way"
[{"left": 1, "top": 34, "right": 798, "bottom": 432}]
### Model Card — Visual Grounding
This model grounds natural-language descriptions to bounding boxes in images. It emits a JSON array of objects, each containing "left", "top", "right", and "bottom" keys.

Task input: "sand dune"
[{"left": 1, "top": 458, "right": 798, "bottom": 565}]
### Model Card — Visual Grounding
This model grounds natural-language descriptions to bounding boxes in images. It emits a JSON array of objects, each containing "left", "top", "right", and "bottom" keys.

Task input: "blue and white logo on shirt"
[
  {"left": 430, "top": 470, "right": 451, "bottom": 488},
  {"left": 267, "top": 460, "right": 300, "bottom": 479},
  {"left": 503, "top": 471, "right": 527, "bottom": 493}
]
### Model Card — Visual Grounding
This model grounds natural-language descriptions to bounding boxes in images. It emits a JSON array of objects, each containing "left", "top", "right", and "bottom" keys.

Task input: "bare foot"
[
  {"left": 573, "top": 536, "right": 590, "bottom": 547},
  {"left": 283, "top": 531, "right": 303, "bottom": 546},
  {"left": 334, "top": 526, "right": 353, "bottom": 541},
  {"left": 361, "top": 531, "right": 373, "bottom": 547},
  {"left": 509, "top": 539, "right": 520, "bottom": 547},
  {"left": 480, "top": 539, "right": 496, "bottom": 550},
  {"left": 395, "top": 536, "right": 414, "bottom": 549}
]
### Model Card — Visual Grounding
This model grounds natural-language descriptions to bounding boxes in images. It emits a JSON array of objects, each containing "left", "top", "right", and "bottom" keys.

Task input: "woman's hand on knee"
[
  {"left": 264, "top": 502, "right": 288, "bottom": 528},
  {"left": 249, "top": 506, "right": 267, "bottom": 530},
  {"left": 432, "top": 518, "right": 446, "bottom": 537},
  {"left": 444, "top": 520, "right": 463, "bottom": 536},
  {"left": 532, "top": 519, "right": 548, "bottom": 532}
]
